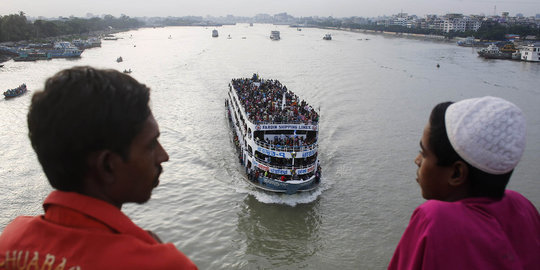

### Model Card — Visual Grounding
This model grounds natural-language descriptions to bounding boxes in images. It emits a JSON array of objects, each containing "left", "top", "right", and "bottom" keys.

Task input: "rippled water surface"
[{"left": 1, "top": 24, "right": 539, "bottom": 269}]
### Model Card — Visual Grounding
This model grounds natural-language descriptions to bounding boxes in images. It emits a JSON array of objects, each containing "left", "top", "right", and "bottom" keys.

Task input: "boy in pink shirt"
[{"left": 389, "top": 97, "right": 540, "bottom": 270}]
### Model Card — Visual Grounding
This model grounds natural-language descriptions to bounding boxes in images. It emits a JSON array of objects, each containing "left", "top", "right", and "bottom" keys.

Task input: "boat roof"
[{"left": 230, "top": 75, "right": 319, "bottom": 126}]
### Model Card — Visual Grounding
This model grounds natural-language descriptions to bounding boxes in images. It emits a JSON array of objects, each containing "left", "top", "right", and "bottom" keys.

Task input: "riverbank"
[
  {"left": 319, "top": 26, "right": 454, "bottom": 43},
  {"left": 0, "top": 28, "right": 132, "bottom": 64}
]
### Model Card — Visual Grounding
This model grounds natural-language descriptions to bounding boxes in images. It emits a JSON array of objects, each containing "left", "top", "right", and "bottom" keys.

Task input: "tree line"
[{"left": 0, "top": 12, "right": 144, "bottom": 42}]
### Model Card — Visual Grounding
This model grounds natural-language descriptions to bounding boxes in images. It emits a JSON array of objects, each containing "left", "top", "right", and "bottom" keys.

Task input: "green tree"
[{"left": 0, "top": 11, "right": 33, "bottom": 42}]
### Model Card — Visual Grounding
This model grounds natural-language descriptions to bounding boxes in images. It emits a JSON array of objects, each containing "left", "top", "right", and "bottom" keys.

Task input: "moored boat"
[
  {"left": 226, "top": 74, "right": 321, "bottom": 194},
  {"left": 212, "top": 29, "right": 219, "bottom": 37},
  {"left": 323, "top": 34, "right": 332, "bottom": 40},
  {"left": 13, "top": 49, "right": 51, "bottom": 61},
  {"left": 72, "top": 38, "right": 101, "bottom": 49},
  {"left": 46, "top": 42, "right": 83, "bottom": 58},
  {"left": 477, "top": 43, "right": 517, "bottom": 59},
  {"left": 519, "top": 44, "right": 540, "bottom": 62},
  {"left": 457, "top": 36, "right": 489, "bottom": 47},
  {"left": 3, "top": 84, "right": 27, "bottom": 99},
  {"left": 103, "top": 34, "right": 119, "bottom": 40}
]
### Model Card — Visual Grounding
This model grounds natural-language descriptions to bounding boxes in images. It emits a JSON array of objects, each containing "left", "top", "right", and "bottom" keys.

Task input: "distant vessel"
[
  {"left": 519, "top": 44, "right": 540, "bottom": 62},
  {"left": 270, "top": 31, "right": 280, "bottom": 40},
  {"left": 477, "top": 43, "right": 517, "bottom": 59},
  {"left": 226, "top": 74, "right": 321, "bottom": 194},
  {"left": 4, "top": 84, "right": 27, "bottom": 99},
  {"left": 457, "top": 36, "right": 488, "bottom": 47},
  {"left": 323, "top": 34, "right": 332, "bottom": 40},
  {"left": 116, "top": 56, "right": 123, "bottom": 63},
  {"left": 212, "top": 29, "right": 219, "bottom": 37},
  {"left": 103, "top": 34, "right": 119, "bottom": 40},
  {"left": 46, "top": 42, "right": 82, "bottom": 58},
  {"left": 14, "top": 50, "right": 51, "bottom": 61},
  {"left": 72, "top": 37, "right": 101, "bottom": 49}
]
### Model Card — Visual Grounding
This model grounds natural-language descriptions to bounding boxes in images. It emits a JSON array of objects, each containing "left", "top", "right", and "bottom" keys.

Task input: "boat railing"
[
  {"left": 258, "top": 175, "right": 314, "bottom": 184},
  {"left": 255, "top": 140, "right": 317, "bottom": 152},
  {"left": 254, "top": 156, "right": 315, "bottom": 171},
  {"left": 248, "top": 118, "right": 318, "bottom": 126}
]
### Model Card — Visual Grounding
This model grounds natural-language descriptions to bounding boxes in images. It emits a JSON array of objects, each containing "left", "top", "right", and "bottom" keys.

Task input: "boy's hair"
[{"left": 429, "top": 102, "right": 511, "bottom": 199}]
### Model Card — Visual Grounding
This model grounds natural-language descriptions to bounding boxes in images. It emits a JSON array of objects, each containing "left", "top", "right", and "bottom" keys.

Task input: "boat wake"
[{"left": 235, "top": 178, "right": 329, "bottom": 206}]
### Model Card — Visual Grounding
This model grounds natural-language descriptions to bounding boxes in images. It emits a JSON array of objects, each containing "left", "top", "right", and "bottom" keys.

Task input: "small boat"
[
  {"left": 249, "top": 23, "right": 253, "bottom": 27},
  {"left": 212, "top": 29, "right": 219, "bottom": 38},
  {"left": 4, "top": 84, "right": 27, "bottom": 99},
  {"left": 116, "top": 56, "right": 123, "bottom": 63},
  {"left": 123, "top": 69, "right": 132, "bottom": 74},
  {"left": 226, "top": 74, "right": 321, "bottom": 194},
  {"left": 519, "top": 43, "right": 540, "bottom": 62},
  {"left": 323, "top": 33, "right": 332, "bottom": 40},
  {"left": 270, "top": 31, "right": 280, "bottom": 40},
  {"left": 227, "top": 34, "right": 232, "bottom": 39}
]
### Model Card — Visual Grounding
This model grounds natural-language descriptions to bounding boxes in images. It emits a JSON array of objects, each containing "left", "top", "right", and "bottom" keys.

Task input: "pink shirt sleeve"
[{"left": 388, "top": 207, "right": 430, "bottom": 270}]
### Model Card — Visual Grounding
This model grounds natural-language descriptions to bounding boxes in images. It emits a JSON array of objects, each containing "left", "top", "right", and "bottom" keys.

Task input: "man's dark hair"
[
  {"left": 429, "top": 102, "right": 511, "bottom": 199},
  {"left": 28, "top": 66, "right": 151, "bottom": 192}
]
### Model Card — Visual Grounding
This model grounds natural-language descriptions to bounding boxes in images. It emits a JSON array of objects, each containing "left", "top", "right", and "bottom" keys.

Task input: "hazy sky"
[{"left": 1, "top": 0, "right": 539, "bottom": 18}]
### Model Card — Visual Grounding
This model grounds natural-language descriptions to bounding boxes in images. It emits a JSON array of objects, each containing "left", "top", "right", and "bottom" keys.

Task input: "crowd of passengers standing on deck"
[{"left": 231, "top": 77, "right": 319, "bottom": 125}]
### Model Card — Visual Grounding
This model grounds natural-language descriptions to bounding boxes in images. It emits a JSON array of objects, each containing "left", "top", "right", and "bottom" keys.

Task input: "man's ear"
[
  {"left": 88, "top": 150, "right": 116, "bottom": 185},
  {"left": 449, "top": 160, "right": 468, "bottom": 187}
]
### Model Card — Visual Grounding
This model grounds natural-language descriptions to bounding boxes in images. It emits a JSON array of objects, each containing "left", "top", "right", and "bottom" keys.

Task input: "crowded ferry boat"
[{"left": 226, "top": 74, "right": 321, "bottom": 194}]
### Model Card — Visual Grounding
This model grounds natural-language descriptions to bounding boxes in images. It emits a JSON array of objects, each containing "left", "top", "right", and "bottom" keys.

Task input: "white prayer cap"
[{"left": 445, "top": 96, "right": 526, "bottom": 175}]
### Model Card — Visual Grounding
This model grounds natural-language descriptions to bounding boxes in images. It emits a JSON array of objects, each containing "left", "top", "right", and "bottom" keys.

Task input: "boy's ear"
[{"left": 449, "top": 160, "right": 468, "bottom": 186}]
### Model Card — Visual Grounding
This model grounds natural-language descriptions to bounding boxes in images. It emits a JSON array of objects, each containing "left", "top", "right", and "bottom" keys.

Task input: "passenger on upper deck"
[{"left": 231, "top": 77, "right": 319, "bottom": 125}]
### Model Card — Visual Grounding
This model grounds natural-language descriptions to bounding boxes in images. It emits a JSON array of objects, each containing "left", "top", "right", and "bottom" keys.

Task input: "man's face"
[
  {"left": 414, "top": 123, "right": 453, "bottom": 200},
  {"left": 113, "top": 114, "right": 169, "bottom": 205}
]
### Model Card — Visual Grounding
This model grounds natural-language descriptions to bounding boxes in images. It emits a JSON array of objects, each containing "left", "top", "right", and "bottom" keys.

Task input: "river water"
[{"left": 1, "top": 24, "right": 539, "bottom": 269}]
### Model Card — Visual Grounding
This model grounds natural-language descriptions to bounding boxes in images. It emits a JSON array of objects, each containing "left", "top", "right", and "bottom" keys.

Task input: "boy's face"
[{"left": 414, "top": 123, "right": 454, "bottom": 201}]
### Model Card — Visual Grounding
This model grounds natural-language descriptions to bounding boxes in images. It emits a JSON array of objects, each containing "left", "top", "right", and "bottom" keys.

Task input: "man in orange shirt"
[{"left": 0, "top": 67, "right": 197, "bottom": 269}]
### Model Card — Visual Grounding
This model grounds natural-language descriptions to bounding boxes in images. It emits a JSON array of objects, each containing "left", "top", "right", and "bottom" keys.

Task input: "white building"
[{"left": 441, "top": 17, "right": 481, "bottom": 33}]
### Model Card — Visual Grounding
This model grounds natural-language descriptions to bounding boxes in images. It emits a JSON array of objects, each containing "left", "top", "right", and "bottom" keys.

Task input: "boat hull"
[
  {"left": 243, "top": 173, "right": 320, "bottom": 194},
  {"left": 227, "top": 104, "right": 321, "bottom": 194}
]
